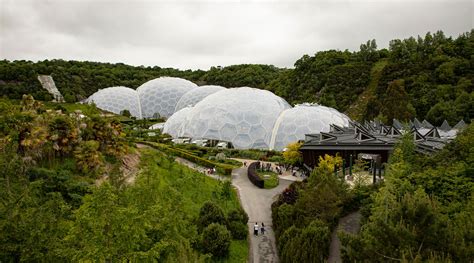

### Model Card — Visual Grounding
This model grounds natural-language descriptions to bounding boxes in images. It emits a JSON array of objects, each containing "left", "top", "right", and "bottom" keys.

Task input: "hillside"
[{"left": 0, "top": 30, "right": 472, "bottom": 125}]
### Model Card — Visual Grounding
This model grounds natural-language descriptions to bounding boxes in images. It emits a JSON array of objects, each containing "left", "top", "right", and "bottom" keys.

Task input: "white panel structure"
[
  {"left": 137, "top": 77, "right": 197, "bottom": 118},
  {"left": 162, "top": 107, "right": 193, "bottom": 138},
  {"left": 182, "top": 87, "right": 291, "bottom": 149},
  {"left": 87, "top": 86, "right": 142, "bottom": 118},
  {"left": 175, "top": 85, "right": 226, "bottom": 112},
  {"left": 269, "top": 104, "right": 350, "bottom": 150},
  {"left": 149, "top": 122, "right": 165, "bottom": 130}
]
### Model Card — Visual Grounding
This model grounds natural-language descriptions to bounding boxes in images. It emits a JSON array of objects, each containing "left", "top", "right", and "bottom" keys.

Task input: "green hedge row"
[{"left": 137, "top": 141, "right": 235, "bottom": 175}]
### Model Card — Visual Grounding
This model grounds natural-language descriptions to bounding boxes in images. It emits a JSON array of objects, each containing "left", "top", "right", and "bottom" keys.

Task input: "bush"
[
  {"left": 138, "top": 141, "right": 234, "bottom": 175},
  {"left": 201, "top": 223, "right": 231, "bottom": 258},
  {"left": 227, "top": 208, "right": 249, "bottom": 225},
  {"left": 247, "top": 162, "right": 264, "bottom": 188},
  {"left": 197, "top": 201, "right": 227, "bottom": 232},
  {"left": 227, "top": 221, "right": 248, "bottom": 240},
  {"left": 279, "top": 220, "right": 331, "bottom": 263}
]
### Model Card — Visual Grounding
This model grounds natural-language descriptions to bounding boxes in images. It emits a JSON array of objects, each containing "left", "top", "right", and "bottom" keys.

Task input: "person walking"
[
  {"left": 254, "top": 222, "right": 259, "bottom": 236},
  {"left": 261, "top": 222, "right": 265, "bottom": 235}
]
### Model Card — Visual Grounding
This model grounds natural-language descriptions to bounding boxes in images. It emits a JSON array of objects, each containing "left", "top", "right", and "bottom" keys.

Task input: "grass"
[
  {"left": 137, "top": 148, "right": 249, "bottom": 262},
  {"left": 256, "top": 170, "right": 279, "bottom": 189}
]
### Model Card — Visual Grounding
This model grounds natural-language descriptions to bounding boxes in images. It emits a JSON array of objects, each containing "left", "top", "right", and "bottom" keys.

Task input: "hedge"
[
  {"left": 247, "top": 162, "right": 264, "bottom": 188},
  {"left": 137, "top": 141, "right": 234, "bottom": 175}
]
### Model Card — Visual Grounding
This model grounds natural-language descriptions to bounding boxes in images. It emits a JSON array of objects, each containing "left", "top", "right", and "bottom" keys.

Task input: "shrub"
[
  {"left": 227, "top": 221, "right": 248, "bottom": 240},
  {"left": 201, "top": 223, "right": 231, "bottom": 258},
  {"left": 227, "top": 208, "right": 249, "bottom": 225},
  {"left": 279, "top": 220, "right": 331, "bottom": 263},
  {"left": 197, "top": 201, "right": 227, "bottom": 232},
  {"left": 247, "top": 162, "right": 264, "bottom": 188},
  {"left": 138, "top": 141, "right": 234, "bottom": 175}
]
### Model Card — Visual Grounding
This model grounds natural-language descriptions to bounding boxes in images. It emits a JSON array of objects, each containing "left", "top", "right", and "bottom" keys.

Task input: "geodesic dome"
[
  {"left": 137, "top": 77, "right": 197, "bottom": 118},
  {"left": 269, "top": 104, "right": 350, "bottom": 150},
  {"left": 87, "top": 86, "right": 141, "bottom": 118},
  {"left": 174, "top": 85, "right": 226, "bottom": 112},
  {"left": 162, "top": 107, "right": 193, "bottom": 138},
  {"left": 182, "top": 87, "right": 291, "bottom": 149}
]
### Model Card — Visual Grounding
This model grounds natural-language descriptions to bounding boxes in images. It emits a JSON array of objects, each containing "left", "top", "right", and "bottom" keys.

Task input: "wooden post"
[{"left": 349, "top": 154, "right": 353, "bottom": 177}]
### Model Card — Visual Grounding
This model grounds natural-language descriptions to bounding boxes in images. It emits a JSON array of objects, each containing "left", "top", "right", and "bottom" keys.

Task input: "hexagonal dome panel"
[
  {"left": 175, "top": 85, "right": 226, "bottom": 112},
  {"left": 162, "top": 107, "right": 193, "bottom": 138},
  {"left": 269, "top": 104, "right": 351, "bottom": 150},
  {"left": 87, "top": 86, "right": 141, "bottom": 118},
  {"left": 181, "top": 87, "right": 291, "bottom": 149},
  {"left": 137, "top": 77, "right": 197, "bottom": 118}
]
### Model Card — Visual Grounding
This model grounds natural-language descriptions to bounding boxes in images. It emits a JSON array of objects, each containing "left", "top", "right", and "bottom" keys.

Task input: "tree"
[
  {"left": 279, "top": 220, "right": 331, "bottom": 263},
  {"left": 197, "top": 201, "right": 227, "bottom": 232},
  {"left": 201, "top": 223, "right": 231, "bottom": 258},
  {"left": 282, "top": 142, "right": 303, "bottom": 166},
  {"left": 74, "top": 140, "right": 104, "bottom": 174}
]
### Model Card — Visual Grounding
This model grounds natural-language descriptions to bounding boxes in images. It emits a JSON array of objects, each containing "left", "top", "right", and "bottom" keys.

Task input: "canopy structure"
[{"left": 301, "top": 119, "right": 465, "bottom": 168}]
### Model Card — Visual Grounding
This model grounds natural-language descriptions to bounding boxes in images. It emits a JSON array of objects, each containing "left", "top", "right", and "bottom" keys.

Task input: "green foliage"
[
  {"left": 341, "top": 123, "right": 474, "bottom": 261},
  {"left": 279, "top": 220, "right": 331, "bottom": 263},
  {"left": 138, "top": 141, "right": 235, "bottom": 175},
  {"left": 256, "top": 169, "right": 279, "bottom": 189},
  {"left": 197, "top": 201, "right": 227, "bottom": 233},
  {"left": 201, "top": 223, "right": 232, "bottom": 258},
  {"left": 282, "top": 142, "right": 303, "bottom": 166},
  {"left": 365, "top": 30, "right": 474, "bottom": 124},
  {"left": 226, "top": 208, "right": 248, "bottom": 240}
]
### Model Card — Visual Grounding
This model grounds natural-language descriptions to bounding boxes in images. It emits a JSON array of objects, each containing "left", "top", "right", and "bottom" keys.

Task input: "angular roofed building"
[{"left": 301, "top": 119, "right": 466, "bottom": 169}]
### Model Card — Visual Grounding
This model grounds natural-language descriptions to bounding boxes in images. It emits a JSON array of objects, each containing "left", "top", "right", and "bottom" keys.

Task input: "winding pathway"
[{"left": 231, "top": 166, "right": 293, "bottom": 263}]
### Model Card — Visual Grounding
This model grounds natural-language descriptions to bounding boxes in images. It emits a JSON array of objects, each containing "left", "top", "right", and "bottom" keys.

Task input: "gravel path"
[
  {"left": 328, "top": 211, "right": 362, "bottom": 263},
  {"left": 232, "top": 166, "right": 293, "bottom": 263}
]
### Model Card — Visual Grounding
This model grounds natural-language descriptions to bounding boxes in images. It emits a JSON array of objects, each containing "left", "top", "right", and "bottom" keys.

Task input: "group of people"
[
  {"left": 207, "top": 167, "right": 216, "bottom": 174},
  {"left": 253, "top": 222, "right": 265, "bottom": 236}
]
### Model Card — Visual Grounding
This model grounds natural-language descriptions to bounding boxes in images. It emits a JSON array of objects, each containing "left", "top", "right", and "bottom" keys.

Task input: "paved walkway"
[
  {"left": 232, "top": 166, "right": 293, "bottom": 263},
  {"left": 328, "top": 211, "right": 362, "bottom": 263}
]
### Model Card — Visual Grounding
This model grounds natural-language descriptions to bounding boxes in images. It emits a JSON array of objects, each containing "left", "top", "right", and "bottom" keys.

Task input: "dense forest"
[
  {"left": 1, "top": 30, "right": 472, "bottom": 125},
  {"left": 272, "top": 125, "right": 474, "bottom": 262}
]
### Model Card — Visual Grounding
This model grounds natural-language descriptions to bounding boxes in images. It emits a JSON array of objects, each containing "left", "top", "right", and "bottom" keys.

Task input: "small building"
[{"left": 300, "top": 119, "right": 465, "bottom": 169}]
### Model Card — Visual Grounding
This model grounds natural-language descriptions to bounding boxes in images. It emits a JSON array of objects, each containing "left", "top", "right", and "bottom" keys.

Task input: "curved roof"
[
  {"left": 87, "top": 86, "right": 141, "bottom": 118},
  {"left": 162, "top": 107, "right": 193, "bottom": 138},
  {"left": 269, "top": 104, "right": 350, "bottom": 150},
  {"left": 137, "top": 77, "right": 197, "bottom": 118},
  {"left": 175, "top": 85, "right": 226, "bottom": 112},
  {"left": 181, "top": 87, "right": 291, "bottom": 149}
]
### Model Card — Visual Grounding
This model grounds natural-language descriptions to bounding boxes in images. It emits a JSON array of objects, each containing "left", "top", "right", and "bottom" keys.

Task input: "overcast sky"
[{"left": 0, "top": 0, "right": 472, "bottom": 70}]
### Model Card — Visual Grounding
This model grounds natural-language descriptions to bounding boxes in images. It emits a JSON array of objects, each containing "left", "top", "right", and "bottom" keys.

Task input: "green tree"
[
  {"left": 200, "top": 223, "right": 231, "bottom": 258},
  {"left": 197, "top": 201, "right": 227, "bottom": 232}
]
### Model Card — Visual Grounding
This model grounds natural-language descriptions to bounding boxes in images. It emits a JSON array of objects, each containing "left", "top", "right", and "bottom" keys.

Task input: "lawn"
[{"left": 256, "top": 170, "right": 279, "bottom": 189}]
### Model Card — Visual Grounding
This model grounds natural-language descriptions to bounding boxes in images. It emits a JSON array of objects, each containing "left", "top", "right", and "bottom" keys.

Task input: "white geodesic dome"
[
  {"left": 269, "top": 104, "right": 351, "bottom": 150},
  {"left": 137, "top": 77, "right": 197, "bottom": 118},
  {"left": 174, "top": 85, "right": 226, "bottom": 112},
  {"left": 181, "top": 87, "right": 291, "bottom": 149},
  {"left": 87, "top": 86, "right": 141, "bottom": 118},
  {"left": 162, "top": 107, "right": 193, "bottom": 138}
]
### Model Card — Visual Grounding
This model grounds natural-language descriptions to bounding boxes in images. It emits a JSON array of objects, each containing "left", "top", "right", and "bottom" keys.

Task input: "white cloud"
[{"left": 0, "top": 0, "right": 472, "bottom": 69}]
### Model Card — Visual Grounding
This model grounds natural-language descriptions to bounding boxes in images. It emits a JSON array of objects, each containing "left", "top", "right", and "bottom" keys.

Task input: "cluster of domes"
[
  {"left": 162, "top": 87, "right": 350, "bottom": 150},
  {"left": 86, "top": 77, "right": 198, "bottom": 119},
  {"left": 86, "top": 76, "right": 351, "bottom": 150}
]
